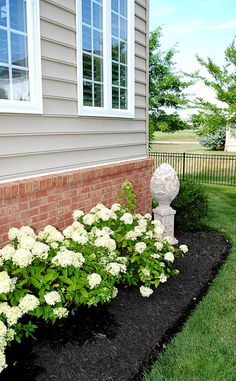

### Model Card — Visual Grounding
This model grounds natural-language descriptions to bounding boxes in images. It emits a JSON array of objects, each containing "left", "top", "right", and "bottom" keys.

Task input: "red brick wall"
[{"left": 0, "top": 158, "right": 153, "bottom": 247}]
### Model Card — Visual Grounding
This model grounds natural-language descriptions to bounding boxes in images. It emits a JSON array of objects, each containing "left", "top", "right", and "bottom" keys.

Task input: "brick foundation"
[{"left": 0, "top": 158, "right": 153, "bottom": 247}]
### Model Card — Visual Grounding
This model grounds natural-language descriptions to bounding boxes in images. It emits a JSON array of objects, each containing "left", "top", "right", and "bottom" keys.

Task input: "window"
[
  {"left": 77, "top": 0, "right": 134, "bottom": 117},
  {"left": 0, "top": 0, "right": 42, "bottom": 113}
]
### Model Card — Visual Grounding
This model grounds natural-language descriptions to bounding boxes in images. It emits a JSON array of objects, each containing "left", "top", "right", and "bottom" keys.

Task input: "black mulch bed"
[{"left": 0, "top": 230, "right": 230, "bottom": 381}]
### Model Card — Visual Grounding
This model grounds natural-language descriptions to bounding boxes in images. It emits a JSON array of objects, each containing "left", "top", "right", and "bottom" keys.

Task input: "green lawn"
[
  {"left": 154, "top": 130, "right": 197, "bottom": 142},
  {"left": 142, "top": 185, "right": 236, "bottom": 381},
  {"left": 152, "top": 130, "right": 236, "bottom": 156}
]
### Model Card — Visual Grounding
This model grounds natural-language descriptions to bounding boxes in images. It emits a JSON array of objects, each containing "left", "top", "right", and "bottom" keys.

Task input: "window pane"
[
  {"left": 82, "top": 25, "right": 92, "bottom": 53},
  {"left": 112, "top": 87, "right": 119, "bottom": 108},
  {"left": 112, "top": 13, "right": 118, "bottom": 37},
  {"left": 0, "top": 29, "right": 8, "bottom": 64},
  {"left": 120, "top": 17, "right": 127, "bottom": 41},
  {"left": 120, "top": 41, "right": 127, "bottom": 64},
  {"left": 120, "top": 0, "right": 127, "bottom": 18},
  {"left": 9, "top": 0, "right": 27, "bottom": 33},
  {"left": 94, "top": 83, "right": 103, "bottom": 107},
  {"left": 0, "top": 0, "right": 7, "bottom": 27},
  {"left": 120, "top": 64, "right": 127, "bottom": 87},
  {"left": 94, "top": 57, "right": 103, "bottom": 81},
  {"left": 112, "top": 62, "right": 119, "bottom": 85},
  {"left": 93, "top": 30, "right": 102, "bottom": 55},
  {"left": 11, "top": 32, "right": 28, "bottom": 67},
  {"left": 93, "top": 3, "right": 102, "bottom": 30},
  {"left": 12, "top": 68, "right": 29, "bottom": 101},
  {"left": 112, "top": 38, "right": 119, "bottom": 61},
  {"left": 83, "top": 54, "right": 92, "bottom": 80},
  {"left": 82, "top": 0, "right": 91, "bottom": 25},
  {"left": 83, "top": 81, "right": 93, "bottom": 106},
  {"left": 111, "top": 0, "right": 118, "bottom": 12},
  {"left": 0, "top": 65, "right": 9, "bottom": 99},
  {"left": 120, "top": 88, "right": 127, "bottom": 109}
]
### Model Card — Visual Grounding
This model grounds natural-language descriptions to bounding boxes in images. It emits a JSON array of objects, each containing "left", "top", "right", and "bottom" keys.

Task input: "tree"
[
  {"left": 149, "top": 28, "right": 191, "bottom": 139},
  {"left": 190, "top": 39, "right": 236, "bottom": 147}
]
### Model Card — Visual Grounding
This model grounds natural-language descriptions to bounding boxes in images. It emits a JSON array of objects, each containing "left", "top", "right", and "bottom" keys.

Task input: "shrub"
[
  {"left": 198, "top": 126, "right": 226, "bottom": 150},
  {"left": 171, "top": 180, "right": 208, "bottom": 230},
  {"left": 0, "top": 182, "right": 188, "bottom": 373}
]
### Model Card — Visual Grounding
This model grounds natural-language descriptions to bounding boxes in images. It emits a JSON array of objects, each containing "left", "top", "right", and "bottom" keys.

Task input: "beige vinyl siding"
[{"left": 0, "top": 0, "right": 149, "bottom": 182}]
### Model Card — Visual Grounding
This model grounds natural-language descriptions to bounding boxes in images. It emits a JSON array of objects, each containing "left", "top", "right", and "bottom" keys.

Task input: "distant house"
[
  {"left": 0, "top": 0, "right": 152, "bottom": 246},
  {"left": 225, "top": 128, "right": 236, "bottom": 152}
]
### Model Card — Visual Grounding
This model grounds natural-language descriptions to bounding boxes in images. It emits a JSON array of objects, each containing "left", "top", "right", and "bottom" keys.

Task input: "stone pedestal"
[
  {"left": 150, "top": 163, "right": 180, "bottom": 244},
  {"left": 153, "top": 206, "right": 178, "bottom": 244}
]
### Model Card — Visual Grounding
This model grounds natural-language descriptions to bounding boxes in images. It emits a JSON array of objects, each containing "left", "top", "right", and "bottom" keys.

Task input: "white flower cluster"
[
  {"left": 125, "top": 213, "right": 154, "bottom": 241},
  {"left": 94, "top": 236, "right": 116, "bottom": 252},
  {"left": 154, "top": 241, "right": 163, "bottom": 251},
  {"left": 111, "top": 203, "right": 121, "bottom": 212},
  {"left": 139, "top": 286, "right": 153, "bottom": 298},
  {"left": 38, "top": 225, "right": 64, "bottom": 243},
  {"left": 163, "top": 236, "right": 175, "bottom": 245},
  {"left": 87, "top": 273, "right": 102, "bottom": 289},
  {"left": 0, "top": 245, "right": 15, "bottom": 265},
  {"left": 1, "top": 231, "right": 50, "bottom": 266},
  {"left": 164, "top": 252, "right": 175, "bottom": 263},
  {"left": 51, "top": 247, "right": 85, "bottom": 268},
  {"left": 0, "top": 295, "right": 40, "bottom": 327},
  {"left": 91, "top": 203, "right": 117, "bottom": 222},
  {"left": 159, "top": 273, "right": 167, "bottom": 283},
  {"left": 135, "top": 242, "right": 146, "bottom": 254},
  {"left": 152, "top": 221, "right": 165, "bottom": 239},
  {"left": 53, "top": 307, "right": 69, "bottom": 318},
  {"left": 105, "top": 262, "right": 127, "bottom": 276},
  {"left": 18, "top": 294, "right": 40, "bottom": 314},
  {"left": 0, "top": 320, "right": 15, "bottom": 373},
  {"left": 179, "top": 244, "right": 188, "bottom": 254},
  {"left": 32, "top": 242, "right": 50, "bottom": 260},
  {"left": 83, "top": 213, "right": 97, "bottom": 226},
  {"left": 142, "top": 268, "right": 150, "bottom": 276},
  {"left": 63, "top": 221, "right": 89, "bottom": 245},
  {"left": 151, "top": 253, "right": 160, "bottom": 259},
  {"left": 12, "top": 248, "right": 33, "bottom": 268},
  {"left": 120, "top": 212, "right": 133, "bottom": 225},
  {"left": 8, "top": 226, "right": 35, "bottom": 242},
  {"left": 72, "top": 209, "right": 85, "bottom": 221},
  {"left": 44, "top": 291, "right": 61, "bottom": 306},
  {"left": 0, "top": 272, "right": 17, "bottom": 294}
]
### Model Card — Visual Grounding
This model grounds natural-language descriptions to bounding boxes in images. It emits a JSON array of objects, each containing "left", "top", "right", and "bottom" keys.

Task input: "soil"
[{"left": 0, "top": 230, "right": 230, "bottom": 381}]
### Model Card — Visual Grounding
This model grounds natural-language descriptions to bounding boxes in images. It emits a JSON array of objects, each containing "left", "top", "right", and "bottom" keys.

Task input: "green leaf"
[
  {"left": 59, "top": 276, "right": 73, "bottom": 285},
  {"left": 43, "top": 270, "right": 58, "bottom": 282}
]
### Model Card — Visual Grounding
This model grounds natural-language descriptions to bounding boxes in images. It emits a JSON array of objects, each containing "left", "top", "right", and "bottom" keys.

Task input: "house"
[
  {"left": 0, "top": 0, "right": 152, "bottom": 246},
  {"left": 225, "top": 128, "right": 236, "bottom": 152}
]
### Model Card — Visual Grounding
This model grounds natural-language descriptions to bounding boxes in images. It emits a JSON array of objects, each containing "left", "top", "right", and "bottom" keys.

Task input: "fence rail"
[{"left": 149, "top": 151, "right": 236, "bottom": 186}]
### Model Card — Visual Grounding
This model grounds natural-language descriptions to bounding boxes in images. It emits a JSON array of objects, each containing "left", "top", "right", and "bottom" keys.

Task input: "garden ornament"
[{"left": 150, "top": 163, "right": 180, "bottom": 244}]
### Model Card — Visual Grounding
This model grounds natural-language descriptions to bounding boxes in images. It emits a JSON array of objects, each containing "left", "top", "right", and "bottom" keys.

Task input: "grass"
[
  {"left": 152, "top": 130, "right": 236, "bottom": 156},
  {"left": 154, "top": 130, "right": 197, "bottom": 142},
  {"left": 142, "top": 184, "right": 236, "bottom": 381}
]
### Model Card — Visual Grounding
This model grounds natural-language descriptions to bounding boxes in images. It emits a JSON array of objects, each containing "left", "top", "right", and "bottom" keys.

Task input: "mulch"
[{"left": 0, "top": 230, "right": 230, "bottom": 381}]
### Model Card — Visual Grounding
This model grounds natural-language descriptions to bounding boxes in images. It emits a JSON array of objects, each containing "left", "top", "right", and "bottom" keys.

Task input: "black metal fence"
[{"left": 149, "top": 151, "right": 236, "bottom": 186}]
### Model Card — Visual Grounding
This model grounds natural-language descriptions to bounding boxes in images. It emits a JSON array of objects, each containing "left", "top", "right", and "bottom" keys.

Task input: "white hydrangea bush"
[
  {"left": 0, "top": 181, "right": 188, "bottom": 374},
  {"left": 72, "top": 201, "right": 187, "bottom": 294}
]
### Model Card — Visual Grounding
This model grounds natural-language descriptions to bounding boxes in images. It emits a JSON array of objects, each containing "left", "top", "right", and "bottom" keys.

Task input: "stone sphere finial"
[{"left": 150, "top": 163, "right": 180, "bottom": 244}]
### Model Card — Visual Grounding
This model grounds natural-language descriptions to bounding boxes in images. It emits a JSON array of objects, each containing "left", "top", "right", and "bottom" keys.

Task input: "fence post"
[{"left": 182, "top": 152, "right": 185, "bottom": 181}]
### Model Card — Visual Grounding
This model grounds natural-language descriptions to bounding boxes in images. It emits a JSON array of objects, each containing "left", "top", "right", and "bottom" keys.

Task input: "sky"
[{"left": 149, "top": 0, "right": 236, "bottom": 117}]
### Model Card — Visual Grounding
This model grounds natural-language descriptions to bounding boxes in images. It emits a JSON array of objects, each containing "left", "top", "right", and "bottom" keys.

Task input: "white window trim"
[
  {"left": 0, "top": 0, "right": 42, "bottom": 114},
  {"left": 77, "top": 0, "right": 135, "bottom": 118}
]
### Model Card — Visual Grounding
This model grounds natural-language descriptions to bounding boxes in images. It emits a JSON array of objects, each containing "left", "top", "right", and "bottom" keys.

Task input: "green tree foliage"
[
  {"left": 190, "top": 39, "right": 236, "bottom": 146},
  {"left": 149, "top": 28, "right": 191, "bottom": 138}
]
